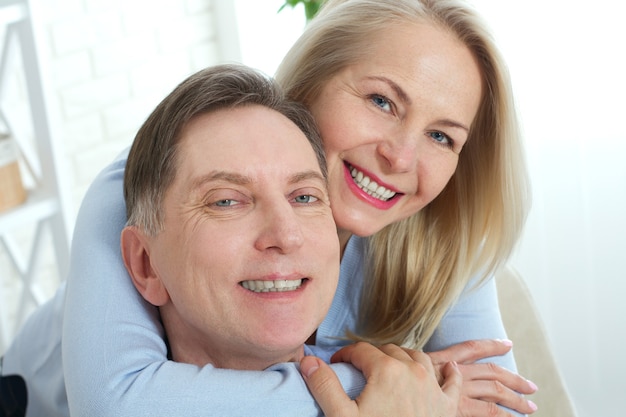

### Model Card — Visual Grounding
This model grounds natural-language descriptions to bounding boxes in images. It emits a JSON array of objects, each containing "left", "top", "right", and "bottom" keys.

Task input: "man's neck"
[{"left": 171, "top": 342, "right": 306, "bottom": 371}]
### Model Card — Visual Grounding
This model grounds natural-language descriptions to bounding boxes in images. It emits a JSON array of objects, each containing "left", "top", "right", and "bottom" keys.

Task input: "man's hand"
[
  {"left": 426, "top": 339, "right": 538, "bottom": 416},
  {"left": 300, "top": 342, "right": 461, "bottom": 417}
]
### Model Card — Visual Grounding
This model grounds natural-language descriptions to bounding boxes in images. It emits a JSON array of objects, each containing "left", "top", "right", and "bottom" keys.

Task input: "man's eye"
[
  {"left": 294, "top": 195, "right": 318, "bottom": 204},
  {"left": 214, "top": 199, "right": 237, "bottom": 207}
]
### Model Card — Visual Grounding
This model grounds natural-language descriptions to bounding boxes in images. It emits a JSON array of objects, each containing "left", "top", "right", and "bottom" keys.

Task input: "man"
[{"left": 119, "top": 64, "right": 340, "bottom": 371}]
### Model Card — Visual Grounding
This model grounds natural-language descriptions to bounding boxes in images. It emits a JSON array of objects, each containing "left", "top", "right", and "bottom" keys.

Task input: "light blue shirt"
[{"left": 1, "top": 150, "right": 522, "bottom": 417}]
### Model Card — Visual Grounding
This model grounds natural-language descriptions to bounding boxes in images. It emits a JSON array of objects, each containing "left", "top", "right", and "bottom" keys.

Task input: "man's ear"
[{"left": 120, "top": 226, "right": 170, "bottom": 306}]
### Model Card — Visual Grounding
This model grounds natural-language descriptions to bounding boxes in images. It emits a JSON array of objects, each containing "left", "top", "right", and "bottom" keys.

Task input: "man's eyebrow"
[
  {"left": 191, "top": 171, "right": 252, "bottom": 190},
  {"left": 366, "top": 75, "right": 412, "bottom": 105},
  {"left": 289, "top": 170, "right": 326, "bottom": 185}
]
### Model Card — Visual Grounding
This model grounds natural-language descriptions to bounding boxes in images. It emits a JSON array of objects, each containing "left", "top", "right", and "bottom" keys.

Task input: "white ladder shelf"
[{"left": 0, "top": 0, "right": 72, "bottom": 350}]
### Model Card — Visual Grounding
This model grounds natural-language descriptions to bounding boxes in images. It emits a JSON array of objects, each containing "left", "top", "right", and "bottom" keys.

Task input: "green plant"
[{"left": 278, "top": 0, "right": 326, "bottom": 21}]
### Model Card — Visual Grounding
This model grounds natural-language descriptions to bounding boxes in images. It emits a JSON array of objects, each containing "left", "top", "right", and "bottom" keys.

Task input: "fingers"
[
  {"left": 299, "top": 356, "right": 355, "bottom": 417},
  {"left": 427, "top": 339, "right": 514, "bottom": 365},
  {"left": 458, "top": 361, "right": 538, "bottom": 395},
  {"left": 459, "top": 396, "right": 538, "bottom": 417},
  {"left": 454, "top": 361, "right": 538, "bottom": 414},
  {"left": 454, "top": 363, "right": 538, "bottom": 415},
  {"left": 440, "top": 361, "right": 462, "bottom": 404},
  {"left": 462, "top": 379, "right": 538, "bottom": 414},
  {"left": 330, "top": 342, "right": 409, "bottom": 376},
  {"left": 458, "top": 396, "right": 515, "bottom": 417}
]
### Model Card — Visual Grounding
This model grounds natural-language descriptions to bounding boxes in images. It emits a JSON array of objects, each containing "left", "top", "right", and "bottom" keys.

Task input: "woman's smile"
[{"left": 344, "top": 162, "right": 401, "bottom": 208}]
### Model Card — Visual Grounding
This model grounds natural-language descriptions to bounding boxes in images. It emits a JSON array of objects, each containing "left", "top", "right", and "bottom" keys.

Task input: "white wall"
[
  {"left": 470, "top": 1, "right": 626, "bottom": 416},
  {"left": 232, "top": 0, "right": 305, "bottom": 76}
]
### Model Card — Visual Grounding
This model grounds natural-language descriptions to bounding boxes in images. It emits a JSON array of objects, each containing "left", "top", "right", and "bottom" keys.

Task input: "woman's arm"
[{"left": 61, "top": 151, "right": 368, "bottom": 417}]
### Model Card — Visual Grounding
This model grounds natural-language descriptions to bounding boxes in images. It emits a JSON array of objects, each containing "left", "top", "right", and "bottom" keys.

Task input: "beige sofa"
[{"left": 496, "top": 266, "right": 578, "bottom": 417}]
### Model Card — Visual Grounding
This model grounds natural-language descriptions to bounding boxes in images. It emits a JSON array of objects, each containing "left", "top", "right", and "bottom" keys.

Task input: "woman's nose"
[{"left": 377, "top": 130, "right": 418, "bottom": 173}]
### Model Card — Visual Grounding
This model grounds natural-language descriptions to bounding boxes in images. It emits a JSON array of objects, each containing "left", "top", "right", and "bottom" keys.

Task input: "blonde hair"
[{"left": 276, "top": 0, "right": 530, "bottom": 348}]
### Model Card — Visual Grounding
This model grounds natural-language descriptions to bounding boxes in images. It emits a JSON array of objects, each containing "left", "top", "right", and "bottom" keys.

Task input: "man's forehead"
[
  {"left": 188, "top": 169, "right": 325, "bottom": 191},
  {"left": 175, "top": 106, "right": 323, "bottom": 190}
]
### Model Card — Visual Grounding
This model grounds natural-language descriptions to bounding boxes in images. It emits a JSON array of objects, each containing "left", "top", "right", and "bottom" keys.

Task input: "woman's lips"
[{"left": 343, "top": 162, "right": 402, "bottom": 209}]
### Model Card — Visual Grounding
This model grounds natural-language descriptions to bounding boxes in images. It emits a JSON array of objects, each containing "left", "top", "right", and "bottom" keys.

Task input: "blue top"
[{"left": 1, "top": 150, "right": 523, "bottom": 417}]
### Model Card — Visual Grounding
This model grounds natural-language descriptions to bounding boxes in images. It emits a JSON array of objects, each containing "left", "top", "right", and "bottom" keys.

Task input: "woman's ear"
[{"left": 120, "top": 226, "right": 170, "bottom": 306}]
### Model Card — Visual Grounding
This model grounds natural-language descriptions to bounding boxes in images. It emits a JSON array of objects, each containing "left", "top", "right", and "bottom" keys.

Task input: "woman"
[
  {"left": 278, "top": 0, "right": 529, "bottom": 350},
  {"left": 2, "top": 0, "right": 535, "bottom": 416}
]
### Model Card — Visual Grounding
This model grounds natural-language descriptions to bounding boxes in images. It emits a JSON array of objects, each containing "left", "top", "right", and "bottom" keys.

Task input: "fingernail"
[
  {"left": 302, "top": 358, "right": 320, "bottom": 379},
  {"left": 528, "top": 400, "right": 538, "bottom": 412},
  {"left": 499, "top": 338, "right": 513, "bottom": 347},
  {"left": 527, "top": 379, "right": 538, "bottom": 392}
]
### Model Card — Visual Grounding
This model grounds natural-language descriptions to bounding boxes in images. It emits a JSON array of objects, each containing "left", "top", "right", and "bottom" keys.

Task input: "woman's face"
[{"left": 309, "top": 22, "right": 483, "bottom": 243}]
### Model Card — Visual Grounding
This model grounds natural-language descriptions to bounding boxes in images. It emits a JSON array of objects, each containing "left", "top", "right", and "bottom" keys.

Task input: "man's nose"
[{"left": 253, "top": 200, "right": 305, "bottom": 253}]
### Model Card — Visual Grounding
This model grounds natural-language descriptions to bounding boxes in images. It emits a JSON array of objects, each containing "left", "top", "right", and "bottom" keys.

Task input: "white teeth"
[
  {"left": 241, "top": 279, "right": 303, "bottom": 293},
  {"left": 349, "top": 166, "right": 397, "bottom": 201}
]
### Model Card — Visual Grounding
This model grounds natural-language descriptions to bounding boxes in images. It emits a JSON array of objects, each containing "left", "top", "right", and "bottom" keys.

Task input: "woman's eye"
[
  {"left": 370, "top": 94, "right": 392, "bottom": 112},
  {"left": 429, "top": 131, "right": 453, "bottom": 147},
  {"left": 294, "top": 195, "right": 318, "bottom": 204}
]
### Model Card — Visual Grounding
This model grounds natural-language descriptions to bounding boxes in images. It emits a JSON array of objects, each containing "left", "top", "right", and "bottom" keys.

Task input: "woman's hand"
[
  {"left": 426, "top": 339, "right": 538, "bottom": 416},
  {"left": 300, "top": 342, "right": 461, "bottom": 417}
]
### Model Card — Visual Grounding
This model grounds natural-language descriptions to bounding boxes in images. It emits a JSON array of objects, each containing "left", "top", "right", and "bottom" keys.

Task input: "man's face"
[{"left": 130, "top": 105, "right": 339, "bottom": 370}]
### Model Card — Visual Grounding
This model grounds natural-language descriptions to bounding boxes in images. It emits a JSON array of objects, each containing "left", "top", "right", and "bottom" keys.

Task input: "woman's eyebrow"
[
  {"left": 366, "top": 75, "right": 412, "bottom": 105},
  {"left": 437, "top": 119, "right": 470, "bottom": 133}
]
